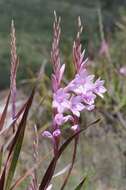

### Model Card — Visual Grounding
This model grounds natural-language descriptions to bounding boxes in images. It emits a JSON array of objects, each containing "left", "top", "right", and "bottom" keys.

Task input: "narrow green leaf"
[
  {"left": 0, "top": 89, "right": 35, "bottom": 190},
  {"left": 4, "top": 89, "right": 35, "bottom": 190}
]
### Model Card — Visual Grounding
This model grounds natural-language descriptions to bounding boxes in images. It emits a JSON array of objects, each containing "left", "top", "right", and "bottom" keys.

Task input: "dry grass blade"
[
  {"left": 53, "top": 164, "right": 71, "bottom": 178},
  {"left": 74, "top": 176, "right": 87, "bottom": 190}
]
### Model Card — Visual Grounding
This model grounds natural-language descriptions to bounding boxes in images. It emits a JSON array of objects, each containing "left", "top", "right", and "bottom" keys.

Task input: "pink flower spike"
[{"left": 42, "top": 131, "right": 53, "bottom": 139}]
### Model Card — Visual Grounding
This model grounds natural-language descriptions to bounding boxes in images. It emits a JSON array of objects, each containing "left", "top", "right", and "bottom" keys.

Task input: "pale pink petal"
[
  {"left": 82, "top": 92, "right": 96, "bottom": 105},
  {"left": 71, "top": 124, "right": 80, "bottom": 132},
  {"left": 53, "top": 129, "right": 61, "bottom": 138},
  {"left": 94, "top": 78, "right": 107, "bottom": 98},
  {"left": 42, "top": 131, "right": 53, "bottom": 139},
  {"left": 54, "top": 113, "right": 64, "bottom": 125},
  {"left": 54, "top": 113, "right": 73, "bottom": 125},
  {"left": 86, "top": 104, "right": 95, "bottom": 111},
  {"left": 71, "top": 109, "right": 80, "bottom": 117}
]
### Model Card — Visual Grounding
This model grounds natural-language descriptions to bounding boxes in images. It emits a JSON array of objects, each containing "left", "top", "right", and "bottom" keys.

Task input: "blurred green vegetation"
[{"left": 0, "top": 0, "right": 126, "bottom": 88}]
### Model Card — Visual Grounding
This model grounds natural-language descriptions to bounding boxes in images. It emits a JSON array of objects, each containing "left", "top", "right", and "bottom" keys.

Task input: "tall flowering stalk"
[
  {"left": 43, "top": 13, "right": 106, "bottom": 151},
  {"left": 60, "top": 17, "right": 88, "bottom": 189},
  {"left": 43, "top": 11, "right": 65, "bottom": 155},
  {"left": 10, "top": 20, "right": 19, "bottom": 122},
  {"left": 42, "top": 12, "right": 106, "bottom": 189}
]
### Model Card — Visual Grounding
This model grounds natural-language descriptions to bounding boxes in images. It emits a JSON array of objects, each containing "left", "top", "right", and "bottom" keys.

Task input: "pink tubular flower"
[
  {"left": 53, "top": 129, "right": 61, "bottom": 138},
  {"left": 93, "top": 78, "right": 107, "bottom": 98},
  {"left": 69, "top": 96, "right": 85, "bottom": 117},
  {"left": 67, "top": 70, "right": 94, "bottom": 94},
  {"left": 42, "top": 129, "right": 61, "bottom": 140},
  {"left": 42, "top": 131, "right": 53, "bottom": 139},
  {"left": 42, "top": 128, "right": 61, "bottom": 155},
  {"left": 81, "top": 91, "right": 96, "bottom": 105},
  {"left": 52, "top": 88, "right": 70, "bottom": 113},
  {"left": 54, "top": 113, "right": 73, "bottom": 126}
]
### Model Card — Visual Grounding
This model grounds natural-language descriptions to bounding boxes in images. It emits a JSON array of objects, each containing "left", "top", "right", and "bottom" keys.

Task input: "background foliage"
[{"left": 0, "top": 0, "right": 125, "bottom": 88}]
